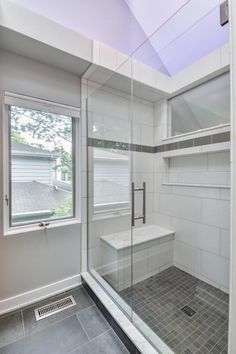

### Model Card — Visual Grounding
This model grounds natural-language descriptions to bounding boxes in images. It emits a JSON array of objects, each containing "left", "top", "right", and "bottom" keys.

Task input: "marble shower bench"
[{"left": 100, "top": 225, "right": 174, "bottom": 291}]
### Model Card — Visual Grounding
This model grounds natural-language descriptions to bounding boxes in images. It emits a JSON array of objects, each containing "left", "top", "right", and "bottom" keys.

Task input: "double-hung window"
[{"left": 3, "top": 93, "right": 80, "bottom": 233}]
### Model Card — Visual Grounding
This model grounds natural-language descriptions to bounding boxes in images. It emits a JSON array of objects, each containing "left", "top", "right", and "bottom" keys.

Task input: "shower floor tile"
[{"left": 120, "top": 266, "right": 229, "bottom": 354}]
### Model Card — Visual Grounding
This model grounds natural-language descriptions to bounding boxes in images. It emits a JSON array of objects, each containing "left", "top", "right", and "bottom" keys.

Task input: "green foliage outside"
[
  {"left": 11, "top": 106, "right": 73, "bottom": 220},
  {"left": 10, "top": 106, "right": 73, "bottom": 177},
  {"left": 53, "top": 197, "right": 73, "bottom": 217},
  {"left": 11, "top": 131, "right": 27, "bottom": 144}
]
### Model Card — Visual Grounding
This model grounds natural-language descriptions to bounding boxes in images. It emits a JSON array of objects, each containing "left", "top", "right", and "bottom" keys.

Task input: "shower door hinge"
[
  {"left": 220, "top": 1, "right": 229, "bottom": 26},
  {"left": 5, "top": 194, "right": 9, "bottom": 206}
]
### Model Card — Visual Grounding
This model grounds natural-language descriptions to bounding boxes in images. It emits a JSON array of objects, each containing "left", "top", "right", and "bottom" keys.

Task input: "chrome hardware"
[
  {"left": 5, "top": 194, "right": 9, "bottom": 206},
  {"left": 39, "top": 221, "right": 50, "bottom": 230},
  {"left": 220, "top": 1, "right": 228, "bottom": 26},
  {"left": 131, "top": 182, "right": 146, "bottom": 227}
]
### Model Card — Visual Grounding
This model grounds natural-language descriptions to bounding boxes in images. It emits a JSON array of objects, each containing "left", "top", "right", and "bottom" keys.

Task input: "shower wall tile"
[
  {"left": 133, "top": 100, "right": 154, "bottom": 127},
  {"left": 200, "top": 251, "right": 229, "bottom": 288},
  {"left": 141, "top": 124, "right": 154, "bottom": 146},
  {"left": 220, "top": 229, "right": 230, "bottom": 259},
  {"left": 169, "top": 154, "right": 207, "bottom": 171},
  {"left": 221, "top": 188, "right": 231, "bottom": 200},
  {"left": 172, "top": 218, "right": 199, "bottom": 248},
  {"left": 201, "top": 198, "right": 230, "bottom": 229},
  {"left": 154, "top": 148, "right": 230, "bottom": 290},
  {"left": 171, "top": 185, "right": 222, "bottom": 199},
  {"left": 133, "top": 152, "right": 153, "bottom": 173},
  {"left": 132, "top": 122, "right": 141, "bottom": 145},
  {"left": 174, "top": 241, "right": 200, "bottom": 274},
  {"left": 207, "top": 151, "right": 230, "bottom": 171},
  {"left": 154, "top": 213, "right": 172, "bottom": 229},
  {"left": 198, "top": 224, "right": 220, "bottom": 255},
  {"left": 159, "top": 193, "right": 201, "bottom": 222},
  {"left": 147, "top": 241, "right": 173, "bottom": 273}
]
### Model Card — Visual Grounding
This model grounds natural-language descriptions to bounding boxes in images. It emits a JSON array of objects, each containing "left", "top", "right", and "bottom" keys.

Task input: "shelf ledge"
[
  {"left": 162, "top": 142, "right": 230, "bottom": 158},
  {"left": 162, "top": 182, "right": 230, "bottom": 189}
]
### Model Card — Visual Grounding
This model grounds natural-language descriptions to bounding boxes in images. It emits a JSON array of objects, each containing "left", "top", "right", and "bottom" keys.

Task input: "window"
[
  {"left": 4, "top": 95, "right": 79, "bottom": 229},
  {"left": 93, "top": 147, "right": 130, "bottom": 214},
  {"left": 168, "top": 73, "right": 230, "bottom": 137}
]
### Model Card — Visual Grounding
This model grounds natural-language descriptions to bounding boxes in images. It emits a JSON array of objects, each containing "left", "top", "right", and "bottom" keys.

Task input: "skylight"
[{"left": 10, "top": 0, "right": 229, "bottom": 75}]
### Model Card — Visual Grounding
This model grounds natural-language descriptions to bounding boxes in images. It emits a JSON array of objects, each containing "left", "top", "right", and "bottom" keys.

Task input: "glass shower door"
[{"left": 86, "top": 59, "right": 134, "bottom": 318}]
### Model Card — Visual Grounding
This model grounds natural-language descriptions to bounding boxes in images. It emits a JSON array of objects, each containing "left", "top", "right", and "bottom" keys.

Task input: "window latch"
[
  {"left": 39, "top": 221, "right": 50, "bottom": 230},
  {"left": 5, "top": 194, "right": 9, "bottom": 206}
]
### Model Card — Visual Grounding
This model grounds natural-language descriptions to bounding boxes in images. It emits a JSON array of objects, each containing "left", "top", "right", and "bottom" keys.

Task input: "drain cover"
[{"left": 181, "top": 305, "right": 196, "bottom": 318}]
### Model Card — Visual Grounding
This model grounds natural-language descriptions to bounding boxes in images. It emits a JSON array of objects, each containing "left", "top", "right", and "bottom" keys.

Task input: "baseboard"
[{"left": 0, "top": 274, "right": 81, "bottom": 316}]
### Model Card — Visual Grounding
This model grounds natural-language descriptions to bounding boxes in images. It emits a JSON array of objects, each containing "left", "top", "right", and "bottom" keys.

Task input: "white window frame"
[{"left": 2, "top": 92, "right": 81, "bottom": 235}]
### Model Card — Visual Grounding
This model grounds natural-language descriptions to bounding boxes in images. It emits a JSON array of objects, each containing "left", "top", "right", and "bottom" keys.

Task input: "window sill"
[{"left": 4, "top": 218, "right": 81, "bottom": 236}]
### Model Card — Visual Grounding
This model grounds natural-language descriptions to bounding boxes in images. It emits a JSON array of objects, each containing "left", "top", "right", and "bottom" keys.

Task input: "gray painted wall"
[{"left": 0, "top": 50, "right": 81, "bottom": 300}]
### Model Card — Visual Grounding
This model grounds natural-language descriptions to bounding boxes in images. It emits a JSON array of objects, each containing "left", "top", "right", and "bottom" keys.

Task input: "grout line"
[
  {"left": 19, "top": 303, "right": 95, "bottom": 341},
  {"left": 21, "top": 310, "right": 26, "bottom": 337},
  {"left": 76, "top": 315, "right": 90, "bottom": 341},
  {"left": 68, "top": 328, "right": 113, "bottom": 354},
  {"left": 0, "top": 298, "right": 102, "bottom": 351}
]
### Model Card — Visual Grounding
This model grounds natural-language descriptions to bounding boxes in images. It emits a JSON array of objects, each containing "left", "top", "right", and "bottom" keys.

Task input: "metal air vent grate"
[{"left": 34, "top": 295, "right": 76, "bottom": 321}]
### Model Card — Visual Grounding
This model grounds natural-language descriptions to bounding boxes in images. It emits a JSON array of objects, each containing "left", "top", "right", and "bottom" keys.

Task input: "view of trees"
[
  {"left": 11, "top": 106, "right": 73, "bottom": 177},
  {"left": 11, "top": 106, "right": 73, "bottom": 221}
]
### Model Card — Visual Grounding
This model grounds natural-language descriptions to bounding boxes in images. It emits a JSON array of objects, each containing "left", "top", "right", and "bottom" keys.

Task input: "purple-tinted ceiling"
[
  {"left": 126, "top": 0, "right": 229, "bottom": 75},
  {"left": 10, "top": 0, "right": 229, "bottom": 75}
]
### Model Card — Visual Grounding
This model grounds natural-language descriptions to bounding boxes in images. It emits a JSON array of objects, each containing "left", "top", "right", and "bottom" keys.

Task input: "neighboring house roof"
[
  {"left": 12, "top": 142, "right": 57, "bottom": 158},
  {"left": 12, "top": 181, "right": 70, "bottom": 215}
]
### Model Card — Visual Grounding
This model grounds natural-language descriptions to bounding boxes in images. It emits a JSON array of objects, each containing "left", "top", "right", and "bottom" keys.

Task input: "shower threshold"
[{"left": 82, "top": 271, "right": 173, "bottom": 354}]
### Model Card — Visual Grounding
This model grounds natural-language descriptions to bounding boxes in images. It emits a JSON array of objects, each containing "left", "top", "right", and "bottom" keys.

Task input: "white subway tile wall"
[
  {"left": 87, "top": 80, "right": 230, "bottom": 293},
  {"left": 154, "top": 150, "right": 230, "bottom": 291}
]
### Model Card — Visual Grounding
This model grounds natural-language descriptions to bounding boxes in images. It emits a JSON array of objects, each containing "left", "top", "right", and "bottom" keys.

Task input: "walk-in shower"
[{"left": 85, "top": 2, "right": 230, "bottom": 353}]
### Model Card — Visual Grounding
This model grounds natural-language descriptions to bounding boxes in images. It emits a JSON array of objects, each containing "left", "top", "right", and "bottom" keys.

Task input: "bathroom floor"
[
  {"left": 120, "top": 266, "right": 229, "bottom": 354},
  {"left": 0, "top": 286, "right": 128, "bottom": 354}
]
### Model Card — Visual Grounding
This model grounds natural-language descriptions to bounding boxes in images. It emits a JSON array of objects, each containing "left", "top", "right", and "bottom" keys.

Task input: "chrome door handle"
[{"left": 131, "top": 182, "right": 146, "bottom": 226}]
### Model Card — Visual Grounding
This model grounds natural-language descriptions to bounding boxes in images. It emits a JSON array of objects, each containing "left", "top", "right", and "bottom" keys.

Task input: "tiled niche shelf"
[
  {"left": 162, "top": 182, "right": 230, "bottom": 189},
  {"left": 161, "top": 141, "right": 230, "bottom": 159}
]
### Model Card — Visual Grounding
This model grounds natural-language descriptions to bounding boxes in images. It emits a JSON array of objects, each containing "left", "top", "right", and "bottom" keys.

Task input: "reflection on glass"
[{"left": 93, "top": 148, "right": 129, "bottom": 214}]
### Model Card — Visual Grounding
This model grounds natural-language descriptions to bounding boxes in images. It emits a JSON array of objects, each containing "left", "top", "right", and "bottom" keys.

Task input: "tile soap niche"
[{"left": 163, "top": 151, "right": 230, "bottom": 189}]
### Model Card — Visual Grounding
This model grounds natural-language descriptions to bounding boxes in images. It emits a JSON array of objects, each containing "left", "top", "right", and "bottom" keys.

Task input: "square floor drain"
[{"left": 181, "top": 305, "right": 196, "bottom": 318}]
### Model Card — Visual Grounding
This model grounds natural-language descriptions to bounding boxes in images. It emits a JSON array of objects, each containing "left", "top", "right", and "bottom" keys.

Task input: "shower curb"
[{"left": 81, "top": 272, "right": 161, "bottom": 354}]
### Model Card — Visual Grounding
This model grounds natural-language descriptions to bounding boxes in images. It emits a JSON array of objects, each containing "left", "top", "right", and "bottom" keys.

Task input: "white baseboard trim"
[{"left": 0, "top": 274, "right": 81, "bottom": 316}]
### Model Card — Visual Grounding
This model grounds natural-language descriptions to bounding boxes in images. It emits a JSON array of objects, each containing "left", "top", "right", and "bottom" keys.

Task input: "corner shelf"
[{"left": 161, "top": 142, "right": 230, "bottom": 159}]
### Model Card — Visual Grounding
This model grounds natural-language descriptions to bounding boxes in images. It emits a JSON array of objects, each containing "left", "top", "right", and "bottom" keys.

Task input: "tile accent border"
[{"left": 88, "top": 131, "right": 230, "bottom": 154}]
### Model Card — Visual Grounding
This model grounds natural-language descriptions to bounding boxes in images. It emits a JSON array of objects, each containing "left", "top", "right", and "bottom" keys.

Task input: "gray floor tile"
[
  {"left": 0, "top": 338, "right": 25, "bottom": 354},
  {"left": 77, "top": 305, "right": 110, "bottom": 339},
  {"left": 23, "top": 287, "right": 93, "bottom": 335},
  {"left": 120, "top": 266, "right": 229, "bottom": 354},
  {"left": 72, "top": 329, "right": 129, "bottom": 354},
  {"left": 0, "top": 311, "right": 24, "bottom": 348},
  {"left": 1, "top": 315, "right": 88, "bottom": 354}
]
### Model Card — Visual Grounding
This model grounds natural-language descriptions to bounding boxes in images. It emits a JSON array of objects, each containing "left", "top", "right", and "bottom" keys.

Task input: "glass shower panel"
[
  {"left": 128, "top": 3, "right": 230, "bottom": 353},
  {"left": 86, "top": 2, "right": 230, "bottom": 353},
  {"left": 86, "top": 58, "right": 134, "bottom": 317}
]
